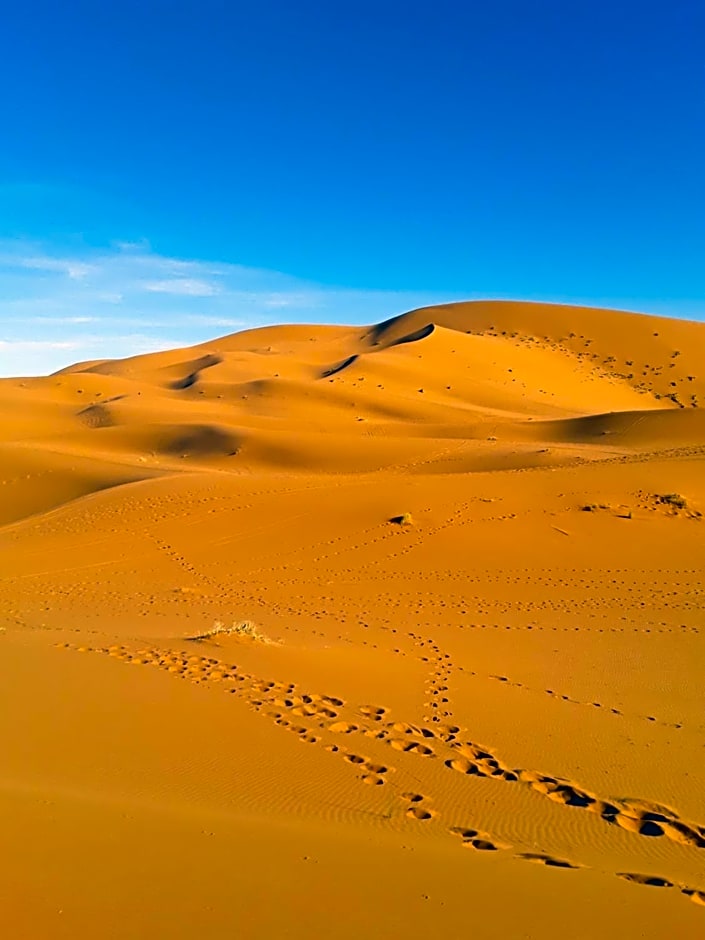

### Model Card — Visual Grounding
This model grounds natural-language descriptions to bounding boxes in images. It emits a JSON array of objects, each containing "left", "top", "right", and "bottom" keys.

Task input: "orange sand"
[{"left": 1, "top": 300, "right": 704, "bottom": 938}]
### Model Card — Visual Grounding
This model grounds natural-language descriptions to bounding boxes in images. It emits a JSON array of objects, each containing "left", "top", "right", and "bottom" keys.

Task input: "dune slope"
[{"left": 1, "top": 300, "right": 704, "bottom": 939}]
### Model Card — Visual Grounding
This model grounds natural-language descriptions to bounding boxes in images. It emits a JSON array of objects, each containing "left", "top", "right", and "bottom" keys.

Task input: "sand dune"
[{"left": 1, "top": 300, "right": 704, "bottom": 938}]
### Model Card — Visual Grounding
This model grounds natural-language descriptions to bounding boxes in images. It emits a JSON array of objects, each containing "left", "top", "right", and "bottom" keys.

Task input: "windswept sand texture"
[{"left": 1, "top": 300, "right": 705, "bottom": 938}]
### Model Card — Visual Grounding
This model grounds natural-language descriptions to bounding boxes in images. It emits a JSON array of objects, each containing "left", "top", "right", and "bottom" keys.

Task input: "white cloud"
[
  {"left": 143, "top": 277, "right": 220, "bottom": 297},
  {"left": 261, "top": 292, "right": 318, "bottom": 308},
  {"left": 0, "top": 332, "right": 185, "bottom": 376},
  {"left": 179, "top": 315, "right": 249, "bottom": 328},
  {"left": 0, "top": 339, "right": 81, "bottom": 350},
  {"left": 0, "top": 237, "right": 461, "bottom": 376},
  {"left": 0, "top": 338, "right": 84, "bottom": 375},
  {"left": 8, "top": 254, "right": 96, "bottom": 279},
  {"left": 26, "top": 315, "right": 99, "bottom": 324},
  {"left": 112, "top": 239, "right": 149, "bottom": 252}
]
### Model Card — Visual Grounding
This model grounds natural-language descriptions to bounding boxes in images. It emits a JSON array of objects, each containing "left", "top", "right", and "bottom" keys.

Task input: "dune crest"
[
  {"left": 2, "top": 300, "right": 704, "bottom": 939},
  {"left": 1, "top": 301, "right": 703, "bottom": 514}
]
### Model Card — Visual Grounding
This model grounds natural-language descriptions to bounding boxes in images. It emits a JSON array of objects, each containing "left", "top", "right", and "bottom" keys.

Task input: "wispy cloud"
[
  {"left": 0, "top": 238, "right": 459, "bottom": 376},
  {"left": 143, "top": 277, "right": 220, "bottom": 297},
  {"left": 0, "top": 339, "right": 81, "bottom": 351},
  {"left": 14, "top": 256, "right": 96, "bottom": 279},
  {"left": 26, "top": 315, "right": 99, "bottom": 324}
]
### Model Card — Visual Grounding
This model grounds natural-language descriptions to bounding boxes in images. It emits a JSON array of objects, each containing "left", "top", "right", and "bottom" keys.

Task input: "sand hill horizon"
[
  {"left": 2, "top": 300, "right": 705, "bottom": 526},
  {"left": 2, "top": 299, "right": 704, "bottom": 938}
]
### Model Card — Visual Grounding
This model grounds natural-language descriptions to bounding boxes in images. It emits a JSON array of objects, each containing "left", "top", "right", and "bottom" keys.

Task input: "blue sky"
[{"left": 1, "top": 1, "right": 703, "bottom": 375}]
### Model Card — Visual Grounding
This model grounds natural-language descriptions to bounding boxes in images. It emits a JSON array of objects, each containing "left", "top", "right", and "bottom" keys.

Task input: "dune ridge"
[
  {"left": 2, "top": 299, "right": 704, "bottom": 939},
  {"left": 1, "top": 301, "right": 703, "bottom": 508}
]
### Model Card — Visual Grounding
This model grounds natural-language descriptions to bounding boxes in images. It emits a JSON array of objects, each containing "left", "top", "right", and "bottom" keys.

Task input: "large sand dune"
[{"left": 2, "top": 300, "right": 704, "bottom": 938}]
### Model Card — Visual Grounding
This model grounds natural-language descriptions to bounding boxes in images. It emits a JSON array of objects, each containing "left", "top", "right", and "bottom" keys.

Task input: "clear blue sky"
[{"left": 1, "top": 1, "right": 703, "bottom": 373}]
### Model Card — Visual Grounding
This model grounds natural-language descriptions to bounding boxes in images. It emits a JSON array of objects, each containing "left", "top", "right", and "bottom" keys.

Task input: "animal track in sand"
[
  {"left": 400, "top": 792, "right": 426, "bottom": 804},
  {"left": 682, "top": 889, "right": 705, "bottom": 907},
  {"left": 404, "top": 631, "right": 457, "bottom": 725},
  {"left": 60, "top": 642, "right": 705, "bottom": 911},
  {"left": 445, "top": 756, "right": 511, "bottom": 780},
  {"left": 464, "top": 839, "right": 500, "bottom": 851},
  {"left": 618, "top": 873, "right": 673, "bottom": 888},
  {"left": 475, "top": 669, "right": 691, "bottom": 732},
  {"left": 343, "top": 753, "right": 366, "bottom": 765},
  {"left": 518, "top": 853, "right": 580, "bottom": 869},
  {"left": 358, "top": 705, "right": 388, "bottom": 721},
  {"left": 613, "top": 872, "right": 705, "bottom": 907},
  {"left": 373, "top": 714, "right": 705, "bottom": 856},
  {"left": 449, "top": 826, "right": 511, "bottom": 852},
  {"left": 85, "top": 641, "right": 705, "bottom": 855},
  {"left": 389, "top": 739, "right": 435, "bottom": 757},
  {"left": 391, "top": 721, "right": 435, "bottom": 739},
  {"left": 445, "top": 753, "right": 705, "bottom": 850},
  {"left": 405, "top": 805, "right": 436, "bottom": 821}
]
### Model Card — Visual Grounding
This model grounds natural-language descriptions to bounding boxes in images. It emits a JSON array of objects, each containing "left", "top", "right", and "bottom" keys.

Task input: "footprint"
[
  {"left": 406, "top": 805, "right": 436, "bottom": 821},
  {"left": 437, "top": 723, "right": 460, "bottom": 736},
  {"left": 617, "top": 873, "right": 673, "bottom": 888},
  {"left": 328, "top": 721, "right": 359, "bottom": 734},
  {"left": 291, "top": 705, "right": 317, "bottom": 717},
  {"left": 588, "top": 800, "right": 622, "bottom": 820},
  {"left": 450, "top": 826, "right": 510, "bottom": 852},
  {"left": 611, "top": 814, "right": 667, "bottom": 837},
  {"left": 400, "top": 792, "right": 426, "bottom": 804},
  {"left": 519, "top": 853, "right": 579, "bottom": 869},
  {"left": 445, "top": 757, "right": 486, "bottom": 776},
  {"left": 363, "top": 763, "right": 388, "bottom": 775},
  {"left": 360, "top": 705, "right": 387, "bottom": 721},
  {"left": 463, "top": 839, "right": 499, "bottom": 851},
  {"left": 455, "top": 743, "right": 494, "bottom": 761},
  {"left": 660, "top": 821, "right": 705, "bottom": 848},
  {"left": 408, "top": 742, "right": 434, "bottom": 757},
  {"left": 682, "top": 888, "right": 705, "bottom": 907},
  {"left": 392, "top": 721, "right": 422, "bottom": 736},
  {"left": 390, "top": 740, "right": 434, "bottom": 757},
  {"left": 543, "top": 784, "right": 595, "bottom": 808}
]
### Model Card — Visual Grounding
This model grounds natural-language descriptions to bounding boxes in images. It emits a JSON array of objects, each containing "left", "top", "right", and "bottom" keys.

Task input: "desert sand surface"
[{"left": 1, "top": 299, "right": 704, "bottom": 939}]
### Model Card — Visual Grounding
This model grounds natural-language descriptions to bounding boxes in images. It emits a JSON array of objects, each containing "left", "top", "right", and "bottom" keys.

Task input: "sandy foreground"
[{"left": 1, "top": 300, "right": 704, "bottom": 939}]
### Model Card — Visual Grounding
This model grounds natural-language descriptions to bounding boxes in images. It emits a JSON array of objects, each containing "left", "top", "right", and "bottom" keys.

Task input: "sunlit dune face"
[{"left": 2, "top": 301, "right": 704, "bottom": 939}]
